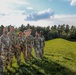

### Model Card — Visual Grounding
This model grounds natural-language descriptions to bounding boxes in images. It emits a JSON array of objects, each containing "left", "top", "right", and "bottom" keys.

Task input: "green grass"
[{"left": 4, "top": 38, "right": 76, "bottom": 75}]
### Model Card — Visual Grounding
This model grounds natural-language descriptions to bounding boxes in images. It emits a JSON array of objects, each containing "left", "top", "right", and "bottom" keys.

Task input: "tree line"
[{"left": 0, "top": 24, "right": 76, "bottom": 41}]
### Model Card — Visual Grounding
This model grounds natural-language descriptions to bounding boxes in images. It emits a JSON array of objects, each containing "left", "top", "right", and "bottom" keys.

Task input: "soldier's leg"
[
  {"left": 10, "top": 51, "right": 14, "bottom": 67},
  {"left": 34, "top": 47, "right": 37, "bottom": 57},
  {"left": 5, "top": 53, "right": 8, "bottom": 69},
  {"left": 36, "top": 49, "right": 40, "bottom": 59},
  {"left": 23, "top": 48, "right": 27, "bottom": 62},
  {"left": 0, "top": 65, "right": 4, "bottom": 74},
  {"left": 39, "top": 48, "right": 42, "bottom": 58},
  {"left": 42, "top": 47, "right": 44, "bottom": 56},
  {"left": 27, "top": 47, "right": 32, "bottom": 60},
  {"left": 16, "top": 50, "right": 21, "bottom": 65},
  {"left": 0, "top": 56, "right": 4, "bottom": 74}
]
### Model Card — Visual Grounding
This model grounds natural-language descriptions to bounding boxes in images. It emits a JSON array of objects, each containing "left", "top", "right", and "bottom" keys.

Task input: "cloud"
[
  {"left": 0, "top": 13, "right": 76, "bottom": 27},
  {"left": 26, "top": 7, "right": 33, "bottom": 10},
  {"left": 24, "top": 14, "right": 76, "bottom": 27},
  {"left": 53, "top": 14, "right": 76, "bottom": 26},
  {"left": 0, "top": 0, "right": 29, "bottom": 15},
  {"left": 63, "top": 0, "right": 76, "bottom": 6},
  {"left": 25, "top": 9, "right": 54, "bottom": 21},
  {"left": 71, "top": 0, "right": 76, "bottom": 5}
]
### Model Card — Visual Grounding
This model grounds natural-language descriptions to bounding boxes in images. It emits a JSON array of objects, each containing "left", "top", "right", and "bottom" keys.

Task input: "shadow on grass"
[{"left": 5, "top": 56, "right": 76, "bottom": 75}]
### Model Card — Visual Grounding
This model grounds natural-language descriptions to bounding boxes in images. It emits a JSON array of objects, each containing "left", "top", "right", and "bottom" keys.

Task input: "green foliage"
[{"left": 0, "top": 24, "right": 76, "bottom": 40}]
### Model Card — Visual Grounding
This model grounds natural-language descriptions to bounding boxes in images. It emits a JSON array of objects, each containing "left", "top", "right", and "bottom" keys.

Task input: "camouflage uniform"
[
  {"left": 40, "top": 35, "right": 45, "bottom": 57},
  {"left": 0, "top": 38, "right": 4, "bottom": 73},
  {"left": 0, "top": 34, "right": 11, "bottom": 70},
  {"left": 25, "top": 35, "right": 33, "bottom": 60},
  {"left": 33, "top": 36, "right": 42, "bottom": 58},
  {"left": 7, "top": 32, "right": 17, "bottom": 66},
  {"left": 16, "top": 36, "right": 25, "bottom": 65}
]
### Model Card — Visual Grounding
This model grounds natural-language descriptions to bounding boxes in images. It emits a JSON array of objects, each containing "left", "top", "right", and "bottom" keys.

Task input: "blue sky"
[{"left": 0, "top": 0, "right": 76, "bottom": 27}]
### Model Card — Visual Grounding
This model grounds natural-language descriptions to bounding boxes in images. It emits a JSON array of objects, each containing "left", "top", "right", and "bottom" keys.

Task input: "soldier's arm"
[
  {"left": 30, "top": 35, "right": 34, "bottom": 48},
  {"left": 0, "top": 38, "right": 2, "bottom": 53},
  {"left": 33, "top": 37, "right": 35, "bottom": 47},
  {"left": 43, "top": 36, "right": 45, "bottom": 46}
]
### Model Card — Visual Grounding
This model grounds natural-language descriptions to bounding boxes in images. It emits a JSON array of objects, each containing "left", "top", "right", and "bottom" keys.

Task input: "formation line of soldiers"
[{"left": 0, "top": 26, "right": 45, "bottom": 74}]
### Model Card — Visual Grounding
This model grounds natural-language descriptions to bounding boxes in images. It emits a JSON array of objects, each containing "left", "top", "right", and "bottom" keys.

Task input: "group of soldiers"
[{"left": 0, "top": 26, "right": 45, "bottom": 74}]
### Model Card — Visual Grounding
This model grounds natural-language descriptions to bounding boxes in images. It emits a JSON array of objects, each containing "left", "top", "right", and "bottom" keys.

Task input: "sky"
[{"left": 0, "top": 0, "right": 76, "bottom": 27}]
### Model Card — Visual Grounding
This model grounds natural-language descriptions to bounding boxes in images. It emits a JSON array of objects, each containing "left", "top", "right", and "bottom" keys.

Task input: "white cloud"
[
  {"left": 63, "top": 0, "right": 76, "bottom": 6},
  {"left": 26, "top": 7, "right": 33, "bottom": 10},
  {"left": 24, "top": 14, "right": 76, "bottom": 27},
  {"left": 0, "top": 0, "right": 29, "bottom": 15},
  {"left": 25, "top": 9, "right": 54, "bottom": 21},
  {"left": 53, "top": 14, "right": 76, "bottom": 26},
  {"left": 0, "top": 13, "right": 76, "bottom": 27},
  {"left": 71, "top": 0, "right": 76, "bottom": 5}
]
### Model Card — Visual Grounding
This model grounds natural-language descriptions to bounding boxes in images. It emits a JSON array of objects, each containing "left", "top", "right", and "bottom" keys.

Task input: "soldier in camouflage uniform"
[
  {"left": 16, "top": 32, "right": 24, "bottom": 65},
  {"left": 25, "top": 29, "right": 33, "bottom": 61},
  {"left": 33, "top": 31, "right": 42, "bottom": 59},
  {"left": 0, "top": 37, "right": 4, "bottom": 74},
  {"left": 7, "top": 26, "right": 17, "bottom": 67},
  {"left": 23, "top": 30, "right": 28, "bottom": 62},
  {"left": 0, "top": 27, "right": 11, "bottom": 72},
  {"left": 39, "top": 31, "right": 45, "bottom": 57}
]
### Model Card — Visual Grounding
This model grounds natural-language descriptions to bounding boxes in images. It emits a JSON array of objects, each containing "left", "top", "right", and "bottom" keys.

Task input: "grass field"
[{"left": 5, "top": 38, "right": 76, "bottom": 75}]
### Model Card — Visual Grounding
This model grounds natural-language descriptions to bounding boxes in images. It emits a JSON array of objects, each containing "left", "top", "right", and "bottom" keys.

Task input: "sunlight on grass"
[{"left": 5, "top": 38, "right": 76, "bottom": 75}]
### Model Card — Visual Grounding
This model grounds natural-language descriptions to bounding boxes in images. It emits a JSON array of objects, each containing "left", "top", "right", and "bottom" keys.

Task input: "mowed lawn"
[
  {"left": 45, "top": 38, "right": 76, "bottom": 75},
  {"left": 5, "top": 38, "right": 76, "bottom": 75}
]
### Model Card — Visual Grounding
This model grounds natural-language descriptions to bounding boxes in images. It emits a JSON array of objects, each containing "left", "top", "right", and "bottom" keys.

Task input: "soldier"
[
  {"left": 23, "top": 30, "right": 28, "bottom": 62},
  {"left": 0, "top": 37, "right": 4, "bottom": 74},
  {"left": 7, "top": 26, "right": 17, "bottom": 67},
  {"left": 16, "top": 31, "right": 24, "bottom": 65},
  {"left": 25, "top": 29, "right": 33, "bottom": 61},
  {"left": 33, "top": 31, "right": 42, "bottom": 59},
  {"left": 39, "top": 31, "right": 45, "bottom": 57},
  {"left": 0, "top": 27, "right": 11, "bottom": 71}
]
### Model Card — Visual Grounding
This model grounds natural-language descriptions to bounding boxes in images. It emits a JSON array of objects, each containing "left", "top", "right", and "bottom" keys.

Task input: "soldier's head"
[
  {"left": 10, "top": 26, "right": 14, "bottom": 32},
  {"left": 27, "top": 29, "right": 32, "bottom": 35},
  {"left": 24, "top": 30, "right": 27, "bottom": 36},
  {"left": 18, "top": 31, "right": 22, "bottom": 37},
  {"left": 3, "top": 27, "right": 8, "bottom": 35},
  {"left": 35, "top": 31, "right": 39, "bottom": 37},
  {"left": 40, "top": 30, "right": 43, "bottom": 36}
]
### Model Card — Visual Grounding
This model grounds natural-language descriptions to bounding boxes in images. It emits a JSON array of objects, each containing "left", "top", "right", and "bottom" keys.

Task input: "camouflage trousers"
[
  {"left": 24, "top": 47, "right": 32, "bottom": 61},
  {"left": 0, "top": 51, "right": 10, "bottom": 72},
  {"left": 0, "top": 56, "right": 4, "bottom": 73},
  {"left": 34, "top": 47, "right": 42, "bottom": 58},
  {"left": 23, "top": 48, "right": 26, "bottom": 61},
  {"left": 41, "top": 46, "right": 44, "bottom": 57},
  {"left": 15, "top": 49, "right": 21, "bottom": 65},
  {"left": 9, "top": 48, "right": 15, "bottom": 66},
  {"left": 27, "top": 47, "right": 32, "bottom": 59},
  {"left": 5, "top": 51, "right": 10, "bottom": 67}
]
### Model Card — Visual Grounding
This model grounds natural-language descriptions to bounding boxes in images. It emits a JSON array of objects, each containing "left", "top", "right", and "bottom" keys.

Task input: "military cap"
[
  {"left": 40, "top": 30, "right": 43, "bottom": 33},
  {"left": 27, "top": 28, "right": 32, "bottom": 31},
  {"left": 3, "top": 27, "right": 8, "bottom": 34},
  {"left": 24, "top": 30, "right": 27, "bottom": 32}
]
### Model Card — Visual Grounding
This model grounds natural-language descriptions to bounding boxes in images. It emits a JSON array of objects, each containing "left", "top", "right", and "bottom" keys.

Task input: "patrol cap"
[
  {"left": 10, "top": 26, "right": 14, "bottom": 28},
  {"left": 19, "top": 31, "right": 22, "bottom": 34},
  {"left": 3, "top": 27, "right": 8, "bottom": 34},
  {"left": 27, "top": 28, "right": 32, "bottom": 31},
  {"left": 24, "top": 30, "right": 27, "bottom": 32},
  {"left": 40, "top": 30, "right": 43, "bottom": 33},
  {"left": 24, "top": 30, "right": 27, "bottom": 33}
]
